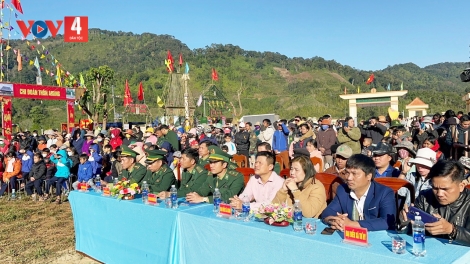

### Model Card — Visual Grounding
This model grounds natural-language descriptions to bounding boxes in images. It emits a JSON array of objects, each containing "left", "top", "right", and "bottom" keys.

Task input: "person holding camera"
[
  {"left": 360, "top": 116, "right": 387, "bottom": 146},
  {"left": 338, "top": 117, "right": 361, "bottom": 154}
]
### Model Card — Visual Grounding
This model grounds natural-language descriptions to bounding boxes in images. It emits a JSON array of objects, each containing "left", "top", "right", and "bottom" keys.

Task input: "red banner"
[
  {"left": 4, "top": 83, "right": 76, "bottom": 100},
  {"left": 67, "top": 101, "right": 75, "bottom": 133},
  {"left": 2, "top": 97, "right": 12, "bottom": 140}
]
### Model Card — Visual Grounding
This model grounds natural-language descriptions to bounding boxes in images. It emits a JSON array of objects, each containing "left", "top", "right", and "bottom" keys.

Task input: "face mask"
[
  {"left": 205, "top": 133, "right": 212, "bottom": 137},
  {"left": 33, "top": 134, "right": 37, "bottom": 137},
  {"left": 67, "top": 151, "right": 73, "bottom": 156},
  {"left": 22, "top": 155, "right": 30, "bottom": 161},
  {"left": 321, "top": 125, "right": 329, "bottom": 130},
  {"left": 42, "top": 153, "right": 47, "bottom": 158},
  {"left": 111, "top": 134, "right": 115, "bottom": 138},
  {"left": 97, "top": 138, "right": 103, "bottom": 142},
  {"left": 398, "top": 149, "right": 410, "bottom": 159}
]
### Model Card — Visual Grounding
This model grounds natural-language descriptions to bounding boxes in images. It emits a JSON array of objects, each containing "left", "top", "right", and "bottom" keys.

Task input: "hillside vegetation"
[{"left": 3, "top": 29, "right": 469, "bottom": 129}]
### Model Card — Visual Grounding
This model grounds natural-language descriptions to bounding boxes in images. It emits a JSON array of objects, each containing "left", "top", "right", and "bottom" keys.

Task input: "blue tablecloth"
[
  {"left": 70, "top": 191, "right": 470, "bottom": 264},
  {"left": 68, "top": 191, "right": 203, "bottom": 264}
]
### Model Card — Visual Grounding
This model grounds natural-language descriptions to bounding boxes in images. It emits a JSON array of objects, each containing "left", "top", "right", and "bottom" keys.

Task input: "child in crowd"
[
  {"left": 88, "top": 143, "right": 103, "bottom": 176},
  {"left": 25, "top": 153, "right": 47, "bottom": 201},
  {"left": 45, "top": 149, "right": 72, "bottom": 204},
  {"left": 224, "top": 134, "right": 237, "bottom": 155},
  {"left": 221, "top": 145, "right": 229, "bottom": 153},
  {"left": 361, "top": 137, "right": 373, "bottom": 157},
  {"left": 42, "top": 148, "right": 57, "bottom": 180},
  {"left": 72, "top": 154, "right": 96, "bottom": 191}
]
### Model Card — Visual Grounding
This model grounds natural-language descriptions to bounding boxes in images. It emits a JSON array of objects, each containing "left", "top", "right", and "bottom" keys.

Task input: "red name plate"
[
  {"left": 344, "top": 226, "right": 369, "bottom": 247},
  {"left": 102, "top": 187, "right": 110, "bottom": 196},
  {"left": 148, "top": 193, "right": 158, "bottom": 205},
  {"left": 79, "top": 183, "right": 88, "bottom": 192},
  {"left": 219, "top": 203, "right": 231, "bottom": 217}
]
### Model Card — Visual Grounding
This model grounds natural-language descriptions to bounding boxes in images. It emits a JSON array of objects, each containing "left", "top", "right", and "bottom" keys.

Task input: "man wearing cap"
[
  {"left": 235, "top": 122, "right": 250, "bottom": 161},
  {"left": 119, "top": 145, "right": 147, "bottom": 185},
  {"left": 360, "top": 117, "right": 387, "bottom": 146},
  {"left": 158, "top": 148, "right": 209, "bottom": 198},
  {"left": 186, "top": 146, "right": 244, "bottom": 203},
  {"left": 325, "top": 144, "right": 353, "bottom": 199},
  {"left": 214, "top": 124, "right": 225, "bottom": 146},
  {"left": 372, "top": 142, "right": 401, "bottom": 178},
  {"left": 143, "top": 149, "right": 176, "bottom": 193}
]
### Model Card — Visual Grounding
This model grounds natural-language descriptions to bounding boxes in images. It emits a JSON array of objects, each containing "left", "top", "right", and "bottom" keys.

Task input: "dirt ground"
[{"left": 0, "top": 195, "right": 99, "bottom": 264}]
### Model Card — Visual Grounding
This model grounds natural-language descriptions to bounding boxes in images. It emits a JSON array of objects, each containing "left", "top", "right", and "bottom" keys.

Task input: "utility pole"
[{"left": 111, "top": 85, "right": 117, "bottom": 122}]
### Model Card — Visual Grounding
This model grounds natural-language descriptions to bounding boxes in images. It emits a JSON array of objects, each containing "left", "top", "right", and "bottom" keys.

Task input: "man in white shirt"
[
  {"left": 229, "top": 151, "right": 284, "bottom": 210},
  {"left": 258, "top": 119, "right": 275, "bottom": 147}
]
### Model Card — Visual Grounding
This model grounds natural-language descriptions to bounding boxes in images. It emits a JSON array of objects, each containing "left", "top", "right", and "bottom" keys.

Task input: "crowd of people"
[{"left": 1, "top": 109, "right": 470, "bottom": 245}]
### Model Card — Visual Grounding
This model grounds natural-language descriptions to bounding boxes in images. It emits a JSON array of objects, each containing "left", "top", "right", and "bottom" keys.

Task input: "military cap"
[
  {"left": 145, "top": 149, "right": 167, "bottom": 163},
  {"left": 120, "top": 145, "right": 139, "bottom": 158},
  {"left": 208, "top": 146, "right": 231, "bottom": 163}
]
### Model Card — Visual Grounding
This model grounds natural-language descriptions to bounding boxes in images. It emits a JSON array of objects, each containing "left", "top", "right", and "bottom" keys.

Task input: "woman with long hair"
[{"left": 272, "top": 155, "right": 327, "bottom": 218}]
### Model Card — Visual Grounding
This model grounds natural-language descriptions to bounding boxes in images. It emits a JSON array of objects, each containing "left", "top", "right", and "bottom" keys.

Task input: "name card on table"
[
  {"left": 148, "top": 193, "right": 158, "bottom": 205},
  {"left": 219, "top": 203, "right": 231, "bottom": 218},
  {"left": 102, "top": 187, "right": 110, "bottom": 196},
  {"left": 343, "top": 226, "right": 370, "bottom": 247}
]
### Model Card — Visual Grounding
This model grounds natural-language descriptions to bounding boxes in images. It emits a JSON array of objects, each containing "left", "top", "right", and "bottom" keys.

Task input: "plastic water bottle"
[
  {"left": 170, "top": 185, "right": 178, "bottom": 209},
  {"left": 213, "top": 188, "right": 221, "bottom": 213},
  {"left": 94, "top": 175, "right": 101, "bottom": 193},
  {"left": 412, "top": 216, "right": 426, "bottom": 256},
  {"left": 141, "top": 181, "right": 149, "bottom": 204},
  {"left": 11, "top": 189, "right": 16, "bottom": 200},
  {"left": 242, "top": 195, "right": 250, "bottom": 219},
  {"left": 293, "top": 200, "right": 303, "bottom": 232}
]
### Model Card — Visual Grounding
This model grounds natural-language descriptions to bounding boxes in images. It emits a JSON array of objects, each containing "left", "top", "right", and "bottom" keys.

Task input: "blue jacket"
[
  {"left": 273, "top": 123, "right": 289, "bottom": 152},
  {"left": 77, "top": 161, "right": 94, "bottom": 182},
  {"left": 321, "top": 181, "right": 396, "bottom": 231},
  {"left": 89, "top": 144, "right": 103, "bottom": 175},
  {"left": 50, "top": 149, "right": 72, "bottom": 178},
  {"left": 20, "top": 150, "right": 34, "bottom": 173}
]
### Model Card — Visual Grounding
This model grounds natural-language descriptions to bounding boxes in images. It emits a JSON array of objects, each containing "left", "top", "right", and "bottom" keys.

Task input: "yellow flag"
[
  {"left": 40, "top": 54, "right": 45, "bottom": 59},
  {"left": 26, "top": 41, "right": 30, "bottom": 46},
  {"left": 56, "top": 65, "right": 62, "bottom": 86},
  {"left": 357, "top": 86, "right": 360, "bottom": 93},
  {"left": 157, "top": 96, "right": 165, "bottom": 108},
  {"left": 5, "top": 45, "right": 11, "bottom": 50},
  {"left": 42, "top": 45, "right": 45, "bottom": 51},
  {"left": 54, "top": 59, "right": 58, "bottom": 64},
  {"left": 46, "top": 69, "right": 49, "bottom": 75},
  {"left": 29, "top": 60, "right": 34, "bottom": 65}
]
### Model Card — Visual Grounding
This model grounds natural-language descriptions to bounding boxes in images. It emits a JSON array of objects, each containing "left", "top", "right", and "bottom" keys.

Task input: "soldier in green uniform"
[
  {"left": 157, "top": 148, "right": 209, "bottom": 198},
  {"left": 155, "top": 127, "right": 166, "bottom": 149},
  {"left": 119, "top": 145, "right": 147, "bottom": 185},
  {"left": 186, "top": 146, "right": 244, "bottom": 203},
  {"left": 144, "top": 149, "right": 176, "bottom": 194},
  {"left": 197, "top": 141, "right": 214, "bottom": 167}
]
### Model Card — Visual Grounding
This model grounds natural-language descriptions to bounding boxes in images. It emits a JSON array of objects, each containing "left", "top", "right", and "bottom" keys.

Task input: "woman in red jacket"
[{"left": 0, "top": 151, "right": 22, "bottom": 197}]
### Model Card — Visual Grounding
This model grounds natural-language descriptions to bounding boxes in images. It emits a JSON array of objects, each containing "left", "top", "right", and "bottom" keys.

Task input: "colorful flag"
[
  {"left": 11, "top": 0, "right": 23, "bottom": 14},
  {"left": 56, "top": 65, "right": 61, "bottom": 86},
  {"left": 179, "top": 53, "right": 183, "bottom": 66},
  {"left": 157, "top": 96, "right": 164, "bottom": 108},
  {"left": 166, "top": 50, "right": 174, "bottom": 72},
  {"left": 16, "top": 48, "right": 21, "bottom": 71},
  {"left": 365, "top": 74, "right": 374, "bottom": 85},
  {"left": 400, "top": 82, "right": 403, "bottom": 91},
  {"left": 387, "top": 83, "right": 390, "bottom": 91},
  {"left": 80, "top": 73, "right": 85, "bottom": 88},
  {"left": 1, "top": 0, "right": 4, "bottom": 9},
  {"left": 137, "top": 81, "right": 144, "bottom": 101},
  {"left": 196, "top": 94, "right": 203, "bottom": 107},
  {"left": 185, "top": 62, "right": 189, "bottom": 74},
  {"left": 124, "top": 79, "right": 133, "bottom": 106},
  {"left": 357, "top": 86, "right": 360, "bottom": 93},
  {"left": 33, "top": 56, "right": 40, "bottom": 70},
  {"left": 212, "top": 68, "right": 219, "bottom": 81}
]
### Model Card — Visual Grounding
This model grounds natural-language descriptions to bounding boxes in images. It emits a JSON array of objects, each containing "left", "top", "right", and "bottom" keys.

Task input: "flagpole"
[{"left": 6, "top": 7, "right": 11, "bottom": 82}]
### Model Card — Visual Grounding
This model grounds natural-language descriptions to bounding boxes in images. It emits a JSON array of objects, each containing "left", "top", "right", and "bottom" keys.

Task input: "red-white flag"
[
  {"left": 366, "top": 74, "right": 375, "bottom": 85},
  {"left": 124, "top": 79, "right": 133, "bottom": 106},
  {"left": 138, "top": 82, "right": 144, "bottom": 101},
  {"left": 11, "top": 0, "right": 23, "bottom": 14}
]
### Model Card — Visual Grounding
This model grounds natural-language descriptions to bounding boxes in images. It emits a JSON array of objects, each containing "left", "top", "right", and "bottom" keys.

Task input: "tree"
[
  {"left": 29, "top": 106, "right": 46, "bottom": 130},
  {"left": 78, "top": 65, "right": 115, "bottom": 130},
  {"left": 229, "top": 81, "right": 247, "bottom": 122}
]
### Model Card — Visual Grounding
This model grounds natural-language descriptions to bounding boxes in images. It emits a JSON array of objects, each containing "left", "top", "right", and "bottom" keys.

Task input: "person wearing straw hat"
[
  {"left": 118, "top": 145, "right": 147, "bottom": 185},
  {"left": 81, "top": 132, "right": 95, "bottom": 155},
  {"left": 186, "top": 146, "right": 244, "bottom": 204},
  {"left": 394, "top": 140, "right": 416, "bottom": 171},
  {"left": 458, "top": 156, "right": 470, "bottom": 185},
  {"left": 143, "top": 149, "right": 176, "bottom": 194}
]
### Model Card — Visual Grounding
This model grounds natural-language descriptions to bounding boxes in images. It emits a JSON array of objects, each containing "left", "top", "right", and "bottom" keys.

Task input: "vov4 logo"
[{"left": 17, "top": 16, "right": 88, "bottom": 42}]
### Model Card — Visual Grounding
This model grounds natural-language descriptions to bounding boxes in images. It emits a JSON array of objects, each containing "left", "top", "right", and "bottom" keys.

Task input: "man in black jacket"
[
  {"left": 401, "top": 160, "right": 470, "bottom": 246},
  {"left": 25, "top": 153, "right": 47, "bottom": 201},
  {"left": 360, "top": 116, "right": 387, "bottom": 146},
  {"left": 234, "top": 122, "right": 250, "bottom": 161}
]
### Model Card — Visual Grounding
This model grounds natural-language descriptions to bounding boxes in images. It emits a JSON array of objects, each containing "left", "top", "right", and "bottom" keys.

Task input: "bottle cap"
[
  {"left": 415, "top": 216, "right": 421, "bottom": 221},
  {"left": 143, "top": 181, "right": 147, "bottom": 184},
  {"left": 215, "top": 188, "right": 219, "bottom": 191},
  {"left": 171, "top": 185, "right": 175, "bottom": 187},
  {"left": 294, "top": 199, "right": 299, "bottom": 203}
]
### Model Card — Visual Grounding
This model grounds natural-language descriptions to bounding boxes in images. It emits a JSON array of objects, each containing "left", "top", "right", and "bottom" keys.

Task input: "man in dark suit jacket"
[{"left": 322, "top": 154, "right": 396, "bottom": 231}]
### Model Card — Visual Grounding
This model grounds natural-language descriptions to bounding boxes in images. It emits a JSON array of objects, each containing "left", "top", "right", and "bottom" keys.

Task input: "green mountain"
[{"left": 3, "top": 29, "right": 469, "bottom": 130}]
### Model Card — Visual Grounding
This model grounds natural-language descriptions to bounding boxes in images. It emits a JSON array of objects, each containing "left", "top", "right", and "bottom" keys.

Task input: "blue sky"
[{"left": 7, "top": 0, "right": 469, "bottom": 71}]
